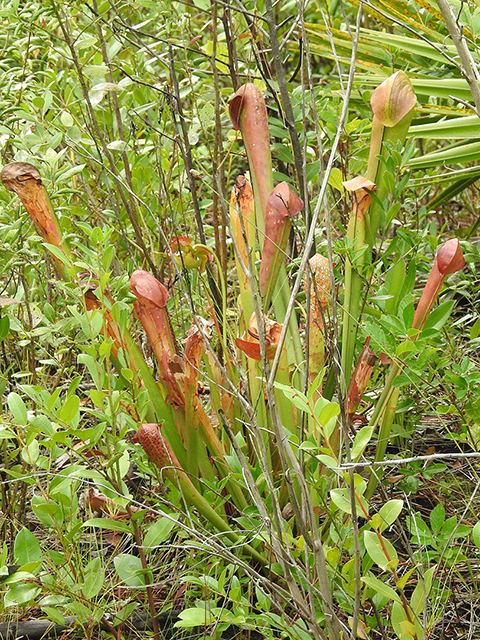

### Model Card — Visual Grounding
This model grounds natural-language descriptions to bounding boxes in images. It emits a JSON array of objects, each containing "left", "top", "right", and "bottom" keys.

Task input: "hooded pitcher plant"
[
  {"left": 341, "top": 176, "right": 376, "bottom": 387},
  {"left": 1, "top": 163, "right": 73, "bottom": 278},
  {"left": 130, "top": 270, "right": 180, "bottom": 404},
  {"left": 229, "top": 175, "right": 256, "bottom": 328},
  {"left": 130, "top": 270, "right": 214, "bottom": 480},
  {"left": 229, "top": 85, "right": 303, "bottom": 379},
  {"left": 259, "top": 181, "right": 304, "bottom": 311},
  {"left": 229, "top": 83, "right": 273, "bottom": 236},
  {"left": 130, "top": 270, "right": 248, "bottom": 507},
  {"left": 365, "top": 71, "right": 416, "bottom": 246},
  {"left": 305, "top": 254, "right": 330, "bottom": 386},
  {"left": 365, "top": 238, "right": 465, "bottom": 498}
]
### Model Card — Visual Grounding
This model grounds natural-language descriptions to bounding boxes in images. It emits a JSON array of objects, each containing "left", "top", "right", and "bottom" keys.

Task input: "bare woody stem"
[{"left": 435, "top": 0, "right": 480, "bottom": 116}]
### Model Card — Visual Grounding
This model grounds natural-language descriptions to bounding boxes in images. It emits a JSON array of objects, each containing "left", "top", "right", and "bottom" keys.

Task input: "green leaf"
[
  {"left": 422, "top": 300, "right": 455, "bottom": 333},
  {"left": 113, "top": 554, "right": 145, "bottom": 587},
  {"left": 0, "top": 315, "right": 10, "bottom": 340},
  {"left": 364, "top": 530, "right": 398, "bottom": 572},
  {"left": 470, "top": 318, "right": 480, "bottom": 340},
  {"left": 396, "top": 566, "right": 417, "bottom": 591},
  {"left": 409, "top": 141, "right": 480, "bottom": 168},
  {"left": 410, "top": 115, "right": 480, "bottom": 139},
  {"left": 472, "top": 521, "right": 480, "bottom": 548},
  {"left": 21, "top": 440, "right": 39, "bottom": 465},
  {"left": 405, "top": 514, "right": 434, "bottom": 546},
  {"left": 376, "top": 500, "right": 404, "bottom": 533},
  {"left": 32, "top": 496, "right": 62, "bottom": 528},
  {"left": 330, "top": 488, "right": 352, "bottom": 514},
  {"left": 8, "top": 392, "right": 27, "bottom": 424},
  {"left": 82, "top": 518, "right": 131, "bottom": 533},
  {"left": 385, "top": 259, "right": 405, "bottom": 315},
  {"left": 4, "top": 583, "right": 41, "bottom": 607},
  {"left": 316, "top": 454, "right": 338, "bottom": 468},
  {"left": 43, "top": 243, "right": 71, "bottom": 266},
  {"left": 60, "top": 111, "right": 74, "bottom": 127},
  {"left": 430, "top": 503, "right": 445, "bottom": 536},
  {"left": 328, "top": 167, "right": 344, "bottom": 191},
  {"left": 351, "top": 426, "right": 375, "bottom": 460},
  {"left": 57, "top": 164, "right": 86, "bottom": 183},
  {"left": 273, "top": 381, "right": 310, "bottom": 414},
  {"left": 14, "top": 529, "right": 42, "bottom": 565},
  {"left": 391, "top": 601, "right": 413, "bottom": 639},
  {"left": 318, "top": 402, "right": 340, "bottom": 426},
  {"left": 82, "top": 557, "right": 104, "bottom": 599},
  {"left": 143, "top": 517, "right": 178, "bottom": 553},
  {"left": 59, "top": 395, "right": 80, "bottom": 426},
  {"left": 41, "top": 607, "right": 66, "bottom": 625},
  {"left": 174, "top": 606, "right": 215, "bottom": 628},
  {"left": 361, "top": 575, "right": 401, "bottom": 603},
  {"left": 113, "top": 602, "right": 138, "bottom": 625}
]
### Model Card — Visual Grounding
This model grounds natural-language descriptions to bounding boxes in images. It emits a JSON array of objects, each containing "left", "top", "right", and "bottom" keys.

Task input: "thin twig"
[
  {"left": 337, "top": 450, "right": 480, "bottom": 470},
  {"left": 264, "top": 0, "right": 307, "bottom": 220},
  {"left": 436, "top": 0, "right": 480, "bottom": 116}
]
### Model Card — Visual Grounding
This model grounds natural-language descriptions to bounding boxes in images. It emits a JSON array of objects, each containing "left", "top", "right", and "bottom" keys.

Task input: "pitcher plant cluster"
[{"left": 1, "top": 70, "right": 466, "bottom": 640}]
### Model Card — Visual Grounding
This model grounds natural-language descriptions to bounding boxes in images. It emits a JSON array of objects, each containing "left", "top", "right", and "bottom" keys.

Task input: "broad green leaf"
[
  {"left": 107, "top": 140, "right": 128, "bottom": 152},
  {"left": 29, "top": 414, "right": 55, "bottom": 436},
  {"left": 470, "top": 318, "right": 480, "bottom": 340},
  {"left": 273, "top": 382, "right": 310, "bottom": 414},
  {"left": 82, "top": 557, "right": 104, "bottom": 599},
  {"left": 32, "top": 496, "right": 62, "bottom": 528},
  {"left": 328, "top": 167, "right": 344, "bottom": 191},
  {"left": 82, "top": 518, "right": 131, "bottom": 533},
  {"left": 60, "top": 111, "right": 74, "bottom": 127},
  {"left": 316, "top": 454, "right": 338, "bottom": 468},
  {"left": 422, "top": 300, "right": 455, "bottom": 333},
  {"left": 396, "top": 566, "right": 417, "bottom": 591},
  {"left": 21, "top": 440, "right": 39, "bottom": 465},
  {"left": 318, "top": 402, "right": 340, "bottom": 426},
  {"left": 472, "top": 521, "right": 480, "bottom": 548},
  {"left": 57, "top": 164, "right": 86, "bottom": 183},
  {"left": 8, "top": 392, "right": 27, "bottom": 424},
  {"left": 59, "top": 395, "right": 80, "bottom": 426},
  {"left": 0, "top": 315, "right": 10, "bottom": 339},
  {"left": 406, "top": 514, "right": 434, "bottom": 546},
  {"left": 315, "top": 397, "right": 340, "bottom": 439},
  {"left": 430, "top": 503, "right": 445, "bottom": 535},
  {"left": 4, "top": 583, "right": 41, "bottom": 607},
  {"left": 14, "top": 529, "right": 42, "bottom": 565},
  {"left": 391, "top": 601, "right": 414, "bottom": 640},
  {"left": 41, "top": 607, "right": 65, "bottom": 625},
  {"left": 43, "top": 243, "right": 71, "bottom": 265},
  {"left": 330, "top": 488, "right": 352, "bottom": 514},
  {"left": 376, "top": 500, "right": 404, "bottom": 532},
  {"left": 351, "top": 426, "right": 375, "bottom": 460},
  {"left": 410, "top": 566, "right": 436, "bottom": 616},
  {"left": 385, "top": 259, "right": 405, "bottom": 315},
  {"left": 361, "top": 575, "right": 401, "bottom": 603},
  {"left": 364, "top": 530, "right": 398, "bottom": 571},
  {"left": 174, "top": 606, "right": 215, "bottom": 628},
  {"left": 331, "top": 487, "right": 369, "bottom": 517},
  {"left": 143, "top": 517, "right": 178, "bottom": 553},
  {"left": 113, "top": 554, "right": 144, "bottom": 587},
  {"left": 113, "top": 602, "right": 138, "bottom": 625}
]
